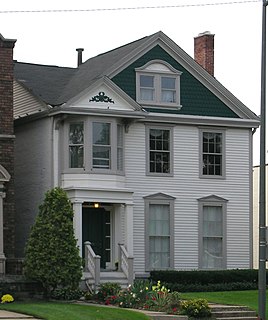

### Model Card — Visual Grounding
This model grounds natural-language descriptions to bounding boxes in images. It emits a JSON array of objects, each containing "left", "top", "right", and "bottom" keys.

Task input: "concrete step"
[{"left": 210, "top": 304, "right": 257, "bottom": 320}]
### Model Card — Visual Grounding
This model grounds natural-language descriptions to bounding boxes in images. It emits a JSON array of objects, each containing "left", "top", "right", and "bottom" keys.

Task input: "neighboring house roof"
[{"left": 13, "top": 31, "right": 259, "bottom": 122}]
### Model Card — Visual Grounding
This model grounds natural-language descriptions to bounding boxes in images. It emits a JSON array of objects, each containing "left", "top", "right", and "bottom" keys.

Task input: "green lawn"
[
  {"left": 0, "top": 302, "right": 150, "bottom": 320},
  {"left": 181, "top": 290, "right": 264, "bottom": 317}
]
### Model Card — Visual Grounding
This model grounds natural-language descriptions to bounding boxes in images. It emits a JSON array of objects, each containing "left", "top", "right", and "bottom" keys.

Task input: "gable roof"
[{"left": 14, "top": 31, "right": 259, "bottom": 122}]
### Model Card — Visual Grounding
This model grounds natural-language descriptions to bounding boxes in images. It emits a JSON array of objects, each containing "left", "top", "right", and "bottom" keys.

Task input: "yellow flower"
[{"left": 1, "top": 294, "right": 14, "bottom": 304}]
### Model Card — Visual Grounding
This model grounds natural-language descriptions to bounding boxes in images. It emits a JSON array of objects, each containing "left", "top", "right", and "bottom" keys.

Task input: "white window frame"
[
  {"left": 199, "top": 128, "right": 226, "bottom": 179},
  {"left": 198, "top": 195, "right": 227, "bottom": 270},
  {"left": 144, "top": 193, "right": 175, "bottom": 271},
  {"left": 136, "top": 60, "right": 182, "bottom": 109},
  {"left": 64, "top": 117, "right": 124, "bottom": 174},
  {"left": 146, "top": 125, "right": 173, "bottom": 176}
]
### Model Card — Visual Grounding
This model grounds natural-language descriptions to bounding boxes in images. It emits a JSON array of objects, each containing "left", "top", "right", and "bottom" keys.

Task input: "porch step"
[
  {"left": 209, "top": 304, "right": 257, "bottom": 320},
  {"left": 83, "top": 271, "right": 129, "bottom": 289}
]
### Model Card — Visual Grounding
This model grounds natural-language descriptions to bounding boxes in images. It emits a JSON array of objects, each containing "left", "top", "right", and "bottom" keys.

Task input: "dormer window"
[{"left": 136, "top": 60, "right": 182, "bottom": 109}]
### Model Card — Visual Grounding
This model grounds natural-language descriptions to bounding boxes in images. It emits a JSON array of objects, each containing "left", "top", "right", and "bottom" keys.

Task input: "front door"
[{"left": 82, "top": 207, "right": 111, "bottom": 269}]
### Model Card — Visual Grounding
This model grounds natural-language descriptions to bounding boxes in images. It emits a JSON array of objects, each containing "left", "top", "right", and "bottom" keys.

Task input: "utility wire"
[{"left": 0, "top": 0, "right": 260, "bottom": 14}]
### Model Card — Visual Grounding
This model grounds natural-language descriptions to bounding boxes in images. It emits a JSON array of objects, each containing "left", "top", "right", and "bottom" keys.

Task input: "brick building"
[{"left": 0, "top": 34, "right": 16, "bottom": 274}]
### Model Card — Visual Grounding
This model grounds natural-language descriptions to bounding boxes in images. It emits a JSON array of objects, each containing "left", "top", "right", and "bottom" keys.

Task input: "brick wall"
[{"left": 0, "top": 34, "right": 16, "bottom": 260}]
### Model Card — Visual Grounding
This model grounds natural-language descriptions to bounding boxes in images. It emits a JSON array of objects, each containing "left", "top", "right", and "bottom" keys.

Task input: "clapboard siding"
[
  {"left": 125, "top": 122, "right": 252, "bottom": 273},
  {"left": 14, "top": 81, "right": 46, "bottom": 119}
]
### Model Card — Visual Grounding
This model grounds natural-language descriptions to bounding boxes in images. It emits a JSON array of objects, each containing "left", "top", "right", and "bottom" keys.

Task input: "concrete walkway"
[{"left": 0, "top": 310, "right": 40, "bottom": 319}]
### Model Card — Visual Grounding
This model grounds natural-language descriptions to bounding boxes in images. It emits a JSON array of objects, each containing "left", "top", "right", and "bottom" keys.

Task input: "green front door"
[{"left": 82, "top": 207, "right": 111, "bottom": 269}]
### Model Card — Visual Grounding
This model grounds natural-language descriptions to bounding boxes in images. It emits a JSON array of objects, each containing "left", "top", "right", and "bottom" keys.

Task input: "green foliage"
[
  {"left": 163, "top": 281, "right": 257, "bottom": 292},
  {"left": 116, "top": 280, "right": 152, "bottom": 308},
  {"left": 24, "top": 187, "right": 82, "bottom": 297},
  {"left": 150, "top": 269, "right": 259, "bottom": 292},
  {"left": 97, "top": 282, "right": 121, "bottom": 302},
  {"left": 181, "top": 299, "right": 211, "bottom": 318},
  {"left": 50, "top": 288, "right": 83, "bottom": 300}
]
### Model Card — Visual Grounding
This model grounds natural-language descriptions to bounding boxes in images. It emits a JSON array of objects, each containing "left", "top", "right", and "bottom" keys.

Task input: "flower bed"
[{"left": 85, "top": 280, "right": 211, "bottom": 318}]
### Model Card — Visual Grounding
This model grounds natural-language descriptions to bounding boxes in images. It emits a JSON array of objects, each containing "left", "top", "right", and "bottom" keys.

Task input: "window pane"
[
  {"left": 69, "top": 123, "right": 84, "bottom": 144},
  {"left": 93, "top": 122, "right": 110, "bottom": 145},
  {"left": 93, "top": 146, "right": 110, "bottom": 169},
  {"left": 141, "top": 88, "right": 154, "bottom": 101},
  {"left": 162, "top": 77, "right": 175, "bottom": 89},
  {"left": 162, "top": 90, "right": 176, "bottom": 103},
  {"left": 69, "top": 146, "right": 84, "bottom": 168},
  {"left": 149, "top": 237, "right": 170, "bottom": 269},
  {"left": 203, "top": 237, "right": 223, "bottom": 269},
  {"left": 140, "top": 75, "right": 154, "bottom": 87},
  {"left": 203, "top": 206, "right": 222, "bottom": 237}
]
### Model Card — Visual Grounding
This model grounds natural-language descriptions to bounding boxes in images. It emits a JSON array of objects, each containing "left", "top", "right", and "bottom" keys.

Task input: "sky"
[{"left": 0, "top": 0, "right": 263, "bottom": 164}]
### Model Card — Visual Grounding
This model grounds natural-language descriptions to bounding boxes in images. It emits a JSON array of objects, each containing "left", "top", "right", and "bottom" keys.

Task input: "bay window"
[{"left": 67, "top": 118, "right": 123, "bottom": 173}]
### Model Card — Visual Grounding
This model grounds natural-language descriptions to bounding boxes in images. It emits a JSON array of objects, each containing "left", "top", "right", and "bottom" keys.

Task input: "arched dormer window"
[{"left": 135, "top": 60, "right": 182, "bottom": 109}]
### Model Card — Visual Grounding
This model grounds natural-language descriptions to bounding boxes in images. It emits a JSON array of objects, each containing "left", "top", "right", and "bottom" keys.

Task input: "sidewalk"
[{"left": 0, "top": 310, "right": 40, "bottom": 319}]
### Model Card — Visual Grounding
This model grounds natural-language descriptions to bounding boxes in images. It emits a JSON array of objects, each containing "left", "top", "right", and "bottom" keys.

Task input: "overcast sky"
[{"left": 0, "top": 0, "right": 263, "bottom": 164}]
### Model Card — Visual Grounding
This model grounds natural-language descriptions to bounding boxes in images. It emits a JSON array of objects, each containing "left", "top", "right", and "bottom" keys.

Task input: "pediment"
[
  {"left": 143, "top": 192, "right": 176, "bottom": 200},
  {"left": 67, "top": 77, "right": 142, "bottom": 112},
  {"left": 198, "top": 194, "right": 228, "bottom": 202}
]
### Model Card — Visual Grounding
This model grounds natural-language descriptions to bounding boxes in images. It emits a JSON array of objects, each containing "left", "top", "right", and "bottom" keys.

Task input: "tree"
[{"left": 24, "top": 187, "right": 82, "bottom": 297}]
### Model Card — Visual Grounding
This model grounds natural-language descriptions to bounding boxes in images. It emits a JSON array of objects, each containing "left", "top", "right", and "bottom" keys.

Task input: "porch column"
[
  {"left": 0, "top": 188, "right": 6, "bottom": 274},
  {"left": 125, "top": 203, "right": 134, "bottom": 256},
  {"left": 72, "top": 201, "right": 83, "bottom": 256}
]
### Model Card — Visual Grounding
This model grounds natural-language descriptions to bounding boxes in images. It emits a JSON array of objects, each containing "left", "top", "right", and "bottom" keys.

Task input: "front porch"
[
  {"left": 65, "top": 186, "right": 135, "bottom": 289},
  {"left": 83, "top": 241, "right": 134, "bottom": 290}
]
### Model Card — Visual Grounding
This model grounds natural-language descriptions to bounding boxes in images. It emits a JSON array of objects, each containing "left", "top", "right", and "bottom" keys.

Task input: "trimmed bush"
[
  {"left": 150, "top": 269, "right": 259, "bottom": 292},
  {"left": 24, "top": 187, "right": 82, "bottom": 297}
]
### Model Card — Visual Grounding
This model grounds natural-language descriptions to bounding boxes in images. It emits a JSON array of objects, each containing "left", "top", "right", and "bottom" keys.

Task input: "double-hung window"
[
  {"left": 67, "top": 118, "right": 124, "bottom": 173},
  {"left": 92, "top": 122, "right": 111, "bottom": 169},
  {"left": 147, "top": 126, "right": 173, "bottom": 175},
  {"left": 198, "top": 195, "right": 227, "bottom": 269},
  {"left": 69, "top": 122, "right": 84, "bottom": 168},
  {"left": 200, "top": 129, "right": 225, "bottom": 178},
  {"left": 136, "top": 60, "right": 182, "bottom": 109},
  {"left": 144, "top": 193, "right": 175, "bottom": 271}
]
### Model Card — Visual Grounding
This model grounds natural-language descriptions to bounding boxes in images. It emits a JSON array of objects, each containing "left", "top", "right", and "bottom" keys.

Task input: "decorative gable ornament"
[{"left": 89, "top": 91, "right": 114, "bottom": 104}]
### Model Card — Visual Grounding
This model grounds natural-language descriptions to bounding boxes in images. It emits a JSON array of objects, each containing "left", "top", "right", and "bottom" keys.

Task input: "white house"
[{"left": 13, "top": 31, "right": 259, "bottom": 285}]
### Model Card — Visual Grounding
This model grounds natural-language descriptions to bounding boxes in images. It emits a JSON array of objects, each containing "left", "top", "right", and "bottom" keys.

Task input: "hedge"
[{"left": 149, "top": 269, "right": 260, "bottom": 292}]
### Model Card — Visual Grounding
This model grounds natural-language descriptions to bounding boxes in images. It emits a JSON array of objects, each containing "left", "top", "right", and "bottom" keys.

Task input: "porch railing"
[
  {"left": 84, "top": 241, "right": 100, "bottom": 290},
  {"left": 118, "top": 243, "right": 134, "bottom": 285}
]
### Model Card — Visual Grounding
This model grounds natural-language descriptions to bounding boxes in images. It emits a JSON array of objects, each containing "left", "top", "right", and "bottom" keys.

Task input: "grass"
[
  {"left": 181, "top": 290, "right": 263, "bottom": 317},
  {"left": 0, "top": 302, "right": 150, "bottom": 320}
]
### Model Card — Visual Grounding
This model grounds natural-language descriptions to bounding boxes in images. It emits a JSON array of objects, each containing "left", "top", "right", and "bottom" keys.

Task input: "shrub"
[
  {"left": 181, "top": 299, "right": 211, "bottom": 318},
  {"left": 1, "top": 294, "right": 14, "bottom": 304},
  {"left": 24, "top": 187, "right": 82, "bottom": 297},
  {"left": 50, "top": 287, "right": 83, "bottom": 300},
  {"left": 97, "top": 282, "right": 121, "bottom": 302}
]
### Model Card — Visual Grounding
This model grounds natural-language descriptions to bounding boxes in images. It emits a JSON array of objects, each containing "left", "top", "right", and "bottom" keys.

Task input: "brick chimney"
[
  {"left": 194, "top": 31, "right": 214, "bottom": 76},
  {"left": 0, "top": 34, "right": 16, "bottom": 272}
]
